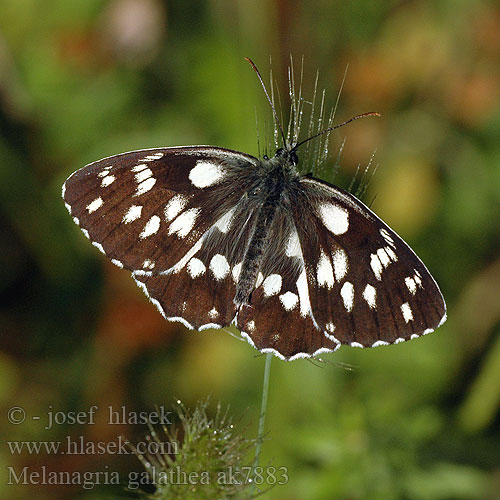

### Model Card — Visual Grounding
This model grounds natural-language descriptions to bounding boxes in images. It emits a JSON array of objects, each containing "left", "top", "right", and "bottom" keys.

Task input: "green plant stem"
[{"left": 251, "top": 353, "right": 272, "bottom": 493}]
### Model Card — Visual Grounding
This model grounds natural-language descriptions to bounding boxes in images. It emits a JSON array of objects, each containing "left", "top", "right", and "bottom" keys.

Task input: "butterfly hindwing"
[
  {"left": 132, "top": 192, "right": 265, "bottom": 330},
  {"left": 236, "top": 209, "right": 339, "bottom": 360},
  {"left": 132, "top": 262, "right": 237, "bottom": 332}
]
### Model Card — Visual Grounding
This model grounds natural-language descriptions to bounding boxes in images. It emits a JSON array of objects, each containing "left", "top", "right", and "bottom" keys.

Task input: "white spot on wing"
[
  {"left": 370, "top": 253, "right": 383, "bottom": 280},
  {"left": 297, "top": 269, "right": 313, "bottom": 318},
  {"left": 286, "top": 229, "right": 301, "bottom": 257},
  {"left": 380, "top": 228, "right": 395, "bottom": 246},
  {"left": 189, "top": 161, "right": 225, "bottom": 188},
  {"left": 167, "top": 316, "right": 194, "bottom": 329},
  {"left": 401, "top": 302, "right": 414, "bottom": 323},
  {"left": 123, "top": 205, "right": 142, "bottom": 224},
  {"left": 132, "top": 164, "right": 148, "bottom": 172},
  {"left": 111, "top": 259, "right": 123, "bottom": 268},
  {"left": 142, "top": 259, "right": 155, "bottom": 270},
  {"left": 101, "top": 175, "right": 116, "bottom": 187},
  {"left": 187, "top": 257, "right": 206, "bottom": 278},
  {"left": 140, "top": 215, "right": 161, "bottom": 239},
  {"left": 279, "top": 291, "right": 298, "bottom": 311},
  {"left": 255, "top": 272, "right": 264, "bottom": 288},
  {"left": 214, "top": 206, "right": 236, "bottom": 234},
  {"left": 168, "top": 208, "right": 200, "bottom": 238},
  {"left": 199, "top": 322, "right": 222, "bottom": 330},
  {"left": 372, "top": 340, "right": 389, "bottom": 347},
  {"left": 405, "top": 276, "right": 417, "bottom": 295},
  {"left": 260, "top": 347, "right": 286, "bottom": 360},
  {"left": 262, "top": 274, "right": 282, "bottom": 297},
  {"left": 438, "top": 312, "right": 447, "bottom": 327},
  {"left": 340, "top": 281, "right": 354, "bottom": 312},
  {"left": 135, "top": 177, "right": 156, "bottom": 196},
  {"left": 164, "top": 194, "right": 188, "bottom": 222},
  {"left": 362, "top": 284, "right": 377, "bottom": 309},
  {"left": 143, "top": 152, "right": 164, "bottom": 161},
  {"left": 135, "top": 168, "right": 153, "bottom": 183},
  {"left": 332, "top": 247, "right": 348, "bottom": 281},
  {"left": 317, "top": 250, "right": 334, "bottom": 288},
  {"left": 92, "top": 241, "right": 105, "bottom": 254},
  {"left": 87, "top": 197, "right": 103, "bottom": 213},
  {"left": 318, "top": 203, "right": 349, "bottom": 235},
  {"left": 385, "top": 246, "right": 398, "bottom": 262},
  {"left": 97, "top": 166, "right": 112, "bottom": 178},
  {"left": 208, "top": 307, "right": 219, "bottom": 319},
  {"left": 232, "top": 262, "right": 242, "bottom": 283},
  {"left": 247, "top": 320, "right": 255, "bottom": 332},
  {"left": 170, "top": 237, "right": 205, "bottom": 273},
  {"left": 320, "top": 326, "right": 340, "bottom": 344},
  {"left": 209, "top": 254, "right": 230, "bottom": 280},
  {"left": 377, "top": 247, "right": 391, "bottom": 268}
]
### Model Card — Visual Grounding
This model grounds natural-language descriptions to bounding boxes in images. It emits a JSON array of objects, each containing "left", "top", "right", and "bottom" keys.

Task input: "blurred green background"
[{"left": 1, "top": 0, "right": 500, "bottom": 498}]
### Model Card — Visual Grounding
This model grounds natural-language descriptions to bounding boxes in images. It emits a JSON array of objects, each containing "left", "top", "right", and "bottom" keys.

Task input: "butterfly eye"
[
  {"left": 290, "top": 151, "right": 299, "bottom": 166},
  {"left": 247, "top": 185, "right": 262, "bottom": 198}
]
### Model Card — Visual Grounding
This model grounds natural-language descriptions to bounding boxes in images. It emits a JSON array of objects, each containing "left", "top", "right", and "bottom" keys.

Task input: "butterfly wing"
[
  {"left": 236, "top": 207, "right": 340, "bottom": 360},
  {"left": 290, "top": 177, "right": 447, "bottom": 347},
  {"left": 62, "top": 147, "right": 259, "bottom": 272},
  {"left": 132, "top": 198, "right": 262, "bottom": 330}
]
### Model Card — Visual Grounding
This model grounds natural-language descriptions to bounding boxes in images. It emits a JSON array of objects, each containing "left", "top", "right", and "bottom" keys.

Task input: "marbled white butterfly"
[{"left": 62, "top": 59, "right": 446, "bottom": 360}]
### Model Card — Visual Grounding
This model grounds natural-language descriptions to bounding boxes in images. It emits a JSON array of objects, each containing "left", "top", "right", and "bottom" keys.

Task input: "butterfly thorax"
[{"left": 233, "top": 150, "right": 299, "bottom": 306}]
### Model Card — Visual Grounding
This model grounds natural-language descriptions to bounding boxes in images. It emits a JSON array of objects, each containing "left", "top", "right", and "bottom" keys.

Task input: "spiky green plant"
[{"left": 129, "top": 399, "right": 265, "bottom": 500}]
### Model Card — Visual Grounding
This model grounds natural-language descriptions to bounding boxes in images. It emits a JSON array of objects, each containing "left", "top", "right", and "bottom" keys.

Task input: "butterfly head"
[
  {"left": 274, "top": 147, "right": 299, "bottom": 167},
  {"left": 245, "top": 57, "right": 380, "bottom": 177}
]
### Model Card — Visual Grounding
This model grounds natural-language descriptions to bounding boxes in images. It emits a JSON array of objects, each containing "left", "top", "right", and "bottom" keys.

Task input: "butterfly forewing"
[
  {"left": 295, "top": 177, "right": 446, "bottom": 347},
  {"left": 62, "top": 147, "right": 259, "bottom": 272}
]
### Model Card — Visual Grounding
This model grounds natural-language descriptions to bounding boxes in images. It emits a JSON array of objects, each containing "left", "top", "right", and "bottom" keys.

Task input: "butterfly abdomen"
[{"left": 234, "top": 161, "right": 291, "bottom": 306}]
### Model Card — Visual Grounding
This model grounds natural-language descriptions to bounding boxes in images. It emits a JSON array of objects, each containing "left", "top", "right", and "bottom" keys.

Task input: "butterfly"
[{"left": 62, "top": 59, "right": 446, "bottom": 361}]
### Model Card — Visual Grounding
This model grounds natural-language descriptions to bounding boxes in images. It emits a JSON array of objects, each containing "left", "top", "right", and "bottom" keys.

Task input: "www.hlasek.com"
[
  {"left": 7, "top": 465, "right": 289, "bottom": 490},
  {"left": 6, "top": 435, "right": 176, "bottom": 456}
]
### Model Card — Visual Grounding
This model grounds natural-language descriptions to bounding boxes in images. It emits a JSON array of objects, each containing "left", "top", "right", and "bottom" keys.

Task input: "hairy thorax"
[{"left": 234, "top": 153, "right": 300, "bottom": 306}]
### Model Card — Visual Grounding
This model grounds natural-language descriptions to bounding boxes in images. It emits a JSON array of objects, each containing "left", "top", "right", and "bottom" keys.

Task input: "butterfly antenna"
[
  {"left": 291, "top": 111, "right": 381, "bottom": 152},
  {"left": 245, "top": 57, "right": 288, "bottom": 149}
]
